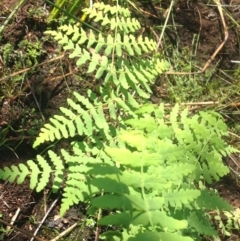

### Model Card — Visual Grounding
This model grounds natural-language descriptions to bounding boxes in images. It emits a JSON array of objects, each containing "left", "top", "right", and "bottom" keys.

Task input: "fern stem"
[
  {"left": 95, "top": 207, "right": 102, "bottom": 241},
  {"left": 140, "top": 160, "right": 154, "bottom": 228}
]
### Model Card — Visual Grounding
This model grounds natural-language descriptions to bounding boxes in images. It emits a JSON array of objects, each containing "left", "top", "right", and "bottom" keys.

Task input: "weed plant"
[{"left": 0, "top": 2, "right": 238, "bottom": 241}]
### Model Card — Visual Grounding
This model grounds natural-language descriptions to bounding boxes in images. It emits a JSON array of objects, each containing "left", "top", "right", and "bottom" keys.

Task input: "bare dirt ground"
[
  {"left": 0, "top": 0, "right": 240, "bottom": 240},
  {"left": 174, "top": 0, "right": 240, "bottom": 69}
]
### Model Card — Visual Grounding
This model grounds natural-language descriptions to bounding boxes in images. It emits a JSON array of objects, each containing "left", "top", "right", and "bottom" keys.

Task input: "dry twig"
[
  {"left": 30, "top": 196, "right": 60, "bottom": 241},
  {"left": 50, "top": 223, "right": 78, "bottom": 241}
]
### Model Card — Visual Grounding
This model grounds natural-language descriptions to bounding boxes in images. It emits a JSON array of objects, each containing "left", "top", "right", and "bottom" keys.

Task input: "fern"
[
  {"left": 0, "top": 152, "right": 60, "bottom": 192},
  {"left": 45, "top": 2, "right": 169, "bottom": 115},
  {"left": 0, "top": 99, "right": 235, "bottom": 240},
  {"left": 0, "top": 2, "right": 238, "bottom": 241},
  {"left": 33, "top": 91, "right": 111, "bottom": 147}
]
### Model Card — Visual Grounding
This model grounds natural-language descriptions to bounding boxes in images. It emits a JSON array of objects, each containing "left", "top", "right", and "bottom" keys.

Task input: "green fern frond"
[
  {"left": 48, "top": 150, "right": 64, "bottom": 192},
  {"left": 84, "top": 2, "right": 131, "bottom": 18},
  {"left": 197, "top": 161, "right": 229, "bottom": 184},
  {"left": 0, "top": 164, "right": 29, "bottom": 184},
  {"left": 0, "top": 150, "right": 65, "bottom": 192},
  {"left": 45, "top": 2, "right": 169, "bottom": 112},
  {"left": 27, "top": 160, "right": 41, "bottom": 190},
  {"left": 148, "top": 163, "right": 196, "bottom": 183},
  {"left": 131, "top": 209, "right": 188, "bottom": 231},
  {"left": 196, "top": 189, "right": 232, "bottom": 211},
  {"left": 0, "top": 3, "right": 236, "bottom": 241},
  {"left": 61, "top": 183, "right": 86, "bottom": 216},
  {"left": 36, "top": 155, "right": 52, "bottom": 192},
  {"left": 129, "top": 231, "right": 194, "bottom": 241},
  {"left": 33, "top": 93, "right": 110, "bottom": 148},
  {"left": 105, "top": 147, "right": 160, "bottom": 167},
  {"left": 188, "top": 211, "right": 217, "bottom": 236},
  {"left": 83, "top": 3, "right": 139, "bottom": 33},
  {"left": 163, "top": 189, "right": 201, "bottom": 209}
]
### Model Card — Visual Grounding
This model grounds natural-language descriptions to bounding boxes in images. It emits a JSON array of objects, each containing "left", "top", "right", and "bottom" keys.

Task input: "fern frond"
[
  {"left": 105, "top": 147, "right": 160, "bottom": 167},
  {"left": 163, "top": 189, "right": 200, "bottom": 209},
  {"left": 48, "top": 150, "right": 64, "bottom": 192},
  {"left": 84, "top": 2, "right": 131, "bottom": 18},
  {"left": 196, "top": 189, "right": 232, "bottom": 211},
  {"left": 188, "top": 211, "right": 217, "bottom": 236},
  {"left": 0, "top": 149, "right": 66, "bottom": 193},
  {"left": 0, "top": 3, "right": 235, "bottom": 241},
  {"left": 0, "top": 164, "right": 29, "bottom": 184},
  {"left": 83, "top": 3, "right": 139, "bottom": 34},
  {"left": 45, "top": 2, "right": 169, "bottom": 112},
  {"left": 131, "top": 209, "right": 188, "bottom": 231},
  {"left": 36, "top": 155, "right": 52, "bottom": 192},
  {"left": 98, "top": 212, "right": 131, "bottom": 228},
  {"left": 33, "top": 93, "right": 110, "bottom": 148},
  {"left": 27, "top": 160, "right": 41, "bottom": 190},
  {"left": 197, "top": 161, "right": 229, "bottom": 184},
  {"left": 148, "top": 163, "right": 196, "bottom": 183},
  {"left": 130, "top": 231, "right": 194, "bottom": 241}
]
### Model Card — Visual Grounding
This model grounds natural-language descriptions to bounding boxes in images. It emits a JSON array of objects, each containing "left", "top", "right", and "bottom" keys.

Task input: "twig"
[
  {"left": 30, "top": 196, "right": 60, "bottom": 241},
  {"left": 229, "top": 165, "right": 240, "bottom": 176},
  {"left": 157, "top": 0, "right": 175, "bottom": 49},
  {"left": 0, "top": 219, "right": 47, "bottom": 241},
  {"left": 94, "top": 197, "right": 103, "bottom": 241},
  {"left": 50, "top": 223, "right": 78, "bottom": 241},
  {"left": 7, "top": 208, "right": 21, "bottom": 231},
  {"left": 228, "top": 132, "right": 240, "bottom": 140},
  {"left": 0, "top": 54, "right": 65, "bottom": 82},
  {"left": 0, "top": 192, "right": 9, "bottom": 208},
  {"left": 201, "top": 0, "right": 228, "bottom": 72},
  {"left": 229, "top": 155, "right": 240, "bottom": 168},
  {"left": 163, "top": 101, "right": 220, "bottom": 106},
  {"left": 163, "top": 101, "right": 240, "bottom": 107}
]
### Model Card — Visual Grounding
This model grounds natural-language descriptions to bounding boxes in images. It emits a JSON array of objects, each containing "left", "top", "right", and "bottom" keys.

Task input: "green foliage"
[
  {"left": 45, "top": 2, "right": 169, "bottom": 113},
  {"left": 0, "top": 101, "right": 235, "bottom": 240},
  {"left": 18, "top": 39, "right": 44, "bottom": 66},
  {"left": 0, "top": 43, "right": 14, "bottom": 66},
  {"left": 47, "top": 0, "right": 86, "bottom": 22},
  {"left": 0, "top": 39, "right": 45, "bottom": 99},
  {"left": 165, "top": 47, "right": 206, "bottom": 102},
  {"left": 214, "top": 208, "right": 240, "bottom": 236},
  {"left": 32, "top": 91, "right": 112, "bottom": 147},
  {"left": 224, "top": 208, "right": 240, "bottom": 232},
  {"left": 0, "top": 2, "right": 237, "bottom": 241},
  {"left": 0, "top": 214, "right": 7, "bottom": 241},
  {"left": 0, "top": 39, "right": 44, "bottom": 70}
]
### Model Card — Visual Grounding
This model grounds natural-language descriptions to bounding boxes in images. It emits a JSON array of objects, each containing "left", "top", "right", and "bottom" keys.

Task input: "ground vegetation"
[{"left": 0, "top": 0, "right": 240, "bottom": 240}]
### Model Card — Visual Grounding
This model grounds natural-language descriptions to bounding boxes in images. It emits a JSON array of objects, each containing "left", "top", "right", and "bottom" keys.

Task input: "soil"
[
  {"left": 174, "top": 0, "right": 240, "bottom": 70},
  {"left": 0, "top": 0, "right": 240, "bottom": 240}
]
